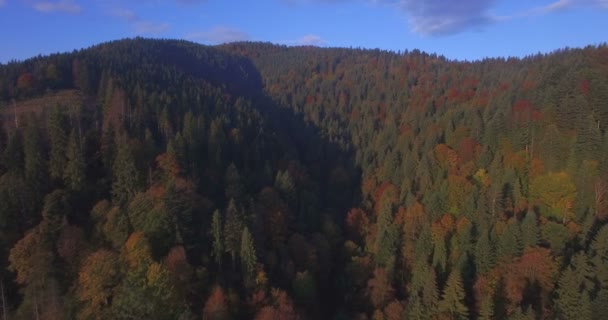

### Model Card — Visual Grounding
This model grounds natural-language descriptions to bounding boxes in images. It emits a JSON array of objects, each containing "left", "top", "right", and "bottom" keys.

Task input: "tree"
[
  {"left": 224, "top": 199, "right": 243, "bottom": 269},
  {"left": 77, "top": 249, "right": 120, "bottom": 319},
  {"left": 203, "top": 286, "right": 230, "bottom": 320},
  {"left": 255, "top": 288, "right": 301, "bottom": 320},
  {"left": 367, "top": 268, "right": 394, "bottom": 309},
  {"left": 521, "top": 211, "right": 539, "bottom": 248},
  {"left": 475, "top": 230, "right": 495, "bottom": 274},
  {"left": 240, "top": 227, "right": 258, "bottom": 285},
  {"left": 64, "top": 128, "right": 86, "bottom": 191},
  {"left": 48, "top": 105, "right": 68, "bottom": 180},
  {"left": 211, "top": 209, "right": 224, "bottom": 268},
  {"left": 555, "top": 267, "right": 591, "bottom": 320},
  {"left": 225, "top": 163, "right": 244, "bottom": 203},
  {"left": 438, "top": 270, "right": 468, "bottom": 319},
  {"left": 8, "top": 227, "right": 56, "bottom": 320},
  {"left": 374, "top": 194, "right": 399, "bottom": 268},
  {"left": 530, "top": 172, "right": 577, "bottom": 222},
  {"left": 23, "top": 118, "right": 46, "bottom": 198},
  {"left": 112, "top": 134, "right": 140, "bottom": 205}
]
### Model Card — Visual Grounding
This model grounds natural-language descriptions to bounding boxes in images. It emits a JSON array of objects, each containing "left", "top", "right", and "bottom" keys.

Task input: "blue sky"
[{"left": 0, "top": 0, "right": 606, "bottom": 63}]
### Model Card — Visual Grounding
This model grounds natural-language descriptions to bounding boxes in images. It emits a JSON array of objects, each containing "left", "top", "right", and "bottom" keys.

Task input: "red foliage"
[
  {"left": 16, "top": 73, "right": 35, "bottom": 90},
  {"left": 458, "top": 137, "right": 479, "bottom": 163},
  {"left": 164, "top": 246, "right": 193, "bottom": 286},
  {"left": 203, "top": 286, "right": 230, "bottom": 320},
  {"left": 57, "top": 225, "right": 86, "bottom": 266},
  {"left": 580, "top": 79, "right": 590, "bottom": 95},
  {"left": 255, "top": 289, "right": 301, "bottom": 320},
  {"left": 373, "top": 182, "right": 398, "bottom": 210},
  {"left": 346, "top": 208, "right": 370, "bottom": 242},
  {"left": 512, "top": 100, "right": 542, "bottom": 122}
]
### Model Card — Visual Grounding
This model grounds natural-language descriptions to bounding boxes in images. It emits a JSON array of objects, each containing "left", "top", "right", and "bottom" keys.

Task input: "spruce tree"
[
  {"left": 240, "top": 227, "right": 257, "bottom": 283},
  {"left": 210, "top": 209, "right": 223, "bottom": 268},
  {"left": 438, "top": 270, "right": 468, "bottom": 319},
  {"left": 112, "top": 134, "right": 139, "bottom": 205},
  {"left": 521, "top": 211, "right": 540, "bottom": 248},
  {"left": 64, "top": 128, "right": 86, "bottom": 191},
  {"left": 48, "top": 105, "right": 68, "bottom": 180},
  {"left": 224, "top": 199, "right": 242, "bottom": 269}
]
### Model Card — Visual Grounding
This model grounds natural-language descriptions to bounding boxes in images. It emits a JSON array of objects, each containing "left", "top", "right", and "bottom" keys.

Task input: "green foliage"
[
  {"left": 48, "top": 105, "right": 68, "bottom": 180},
  {"left": 211, "top": 209, "right": 224, "bottom": 268},
  {"left": 438, "top": 270, "right": 468, "bottom": 319},
  {"left": 240, "top": 227, "right": 257, "bottom": 284},
  {"left": 1, "top": 39, "right": 608, "bottom": 319},
  {"left": 64, "top": 128, "right": 86, "bottom": 191},
  {"left": 224, "top": 199, "right": 243, "bottom": 268},
  {"left": 112, "top": 134, "right": 140, "bottom": 205}
]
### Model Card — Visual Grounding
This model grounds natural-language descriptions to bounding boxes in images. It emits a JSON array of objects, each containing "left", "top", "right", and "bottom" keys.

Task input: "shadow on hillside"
[{"left": 214, "top": 49, "right": 362, "bottom": 318}]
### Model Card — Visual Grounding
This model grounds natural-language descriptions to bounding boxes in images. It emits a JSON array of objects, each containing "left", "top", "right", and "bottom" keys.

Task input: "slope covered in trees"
[{"left": 1, "top": 38, "right": 608, "bottom": 319}]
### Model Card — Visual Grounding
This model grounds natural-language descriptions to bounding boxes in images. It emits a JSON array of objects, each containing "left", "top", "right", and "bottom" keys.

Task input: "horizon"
[
  {"left": 1, "top": 0, "right": 607, "bottom": 63},
  {"left": 2, "top": 37, "right": 607, "bottom": 65}
]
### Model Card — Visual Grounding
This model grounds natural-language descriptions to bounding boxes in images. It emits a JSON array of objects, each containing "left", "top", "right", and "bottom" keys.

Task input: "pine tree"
[
  {"left": 210, "top": 210, "right": 223, "bottom": 268},
  {"left": 64, "top": 128, "right": 86, "bottom": 191},
  {"left": 224, "top": 199, "right": 242, "bottom": 269},
  {"left": 48, "top": 105, "right": 68, "bottom": 180},
  {"left": 240, "top": 227, "right": 257, "bottom": 284},
  {"left": 375, "top": 195, "right": 398, "bottom": 269},
  {"left": 23, "top": 118, "right": 46, "bottom": 193},
  {"left": 555, "top": 267, "right": 581, "bottom": 320},
  {"left": 521, "top": 211, "right": 539, "bottom": 248},
  {"left": 225, "top": 163, "right": 243, "bottom": 203},
  {"left": 438, "top": 270, "right": 468, "bottom": 319},
  {"left": 112, "top": 134, "right": 139, "bottom": 205},
  {"left": 498, "top": 222, "right": 522, "bottom": 258}
]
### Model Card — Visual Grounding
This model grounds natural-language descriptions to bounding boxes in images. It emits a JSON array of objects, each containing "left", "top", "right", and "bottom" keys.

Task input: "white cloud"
[
  {"left": 32, "top": 0, "right": 81, "bottom": 14},
  {"left": 543, "top": 0, "right": 572, "bottom": 11},
  {"left": 109, "top": 7, "right": 169, "bottom": 35},
  {"left": 175, "top": 0, "right": 207, "bottom": 4},
  {"left": 395, "top": 0, "right": 496, "bottom": 36},
  {"left": 110, "top": 8, "right": 138, "bottom": 22},
  {"left": 295, "top": 34, "right": 328, "bottom": 46},
  {"left": 134, "top": 21, "right": 169, "bottom": 34},
  {"left": 185, "top": 26, "right": 251, "bottom": 44}
]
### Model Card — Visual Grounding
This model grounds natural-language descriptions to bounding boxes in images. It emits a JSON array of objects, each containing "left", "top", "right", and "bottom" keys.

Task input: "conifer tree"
[
  {"left": 48, "top": 105, "right": 68, "bottom": 180},
  {"left": 521, "top": 211, "right": 540, "bottom": 248},
  {"left": 224, "top": 199, "right": 242, "bottom": 269},
  {"left": 112, "top": 134, "right": 139, "bottom": 205},
  {"left": 240, "top": 227, "right": 257, "bottom": 283},
  {"left": 210, "top": 209, "right": 223, "bottom": 268},
  {"left": 438, "top": 270, "right": 468, "bottom": 319},
  {"left": 64, "top": 128, "right": 86, "bottom": 191}
]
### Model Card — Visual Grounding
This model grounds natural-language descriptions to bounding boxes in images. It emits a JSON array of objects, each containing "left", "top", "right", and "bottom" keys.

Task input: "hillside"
[{"left": 1, "top": 38, "right": 608, "bottom": 319}]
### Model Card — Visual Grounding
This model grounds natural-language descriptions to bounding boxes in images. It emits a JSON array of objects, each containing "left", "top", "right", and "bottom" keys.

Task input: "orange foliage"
[
  {"left": 122, "top": 232, "right": 152, "bottom": 269},
  {"left": 432, "top": 214, "right": 455, "bottom": 241},
  {"left": 502, "top": 247, "right": 557, "bottom": 315},
  {"left": 383, "top": 300, "right": 405, "bottom": 320},
  {"left": 458, "top": 137, "right": 478, "bottom": 164},
  {"left": 17, "top": 72, "right": 35, "bottom": 90},
  {"left": 203, "top": 286, "right": 230, "bottom": 320},
  {"left": 255, "top": 288, "right": 301, "bottom": 320},
  {"left": 164, "top": 246, "right": 193, "bottom": 286},
  {"left": 346, "top": 208, "right": 370, "bottom": 242},
  {"left": 367, "top": 268, "right": 394, "bottom": 309}
]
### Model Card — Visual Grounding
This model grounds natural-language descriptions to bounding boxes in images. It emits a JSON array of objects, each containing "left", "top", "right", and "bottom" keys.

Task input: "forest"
[{"left": 0, "top": 38, "right": 608, "bottom": 319}]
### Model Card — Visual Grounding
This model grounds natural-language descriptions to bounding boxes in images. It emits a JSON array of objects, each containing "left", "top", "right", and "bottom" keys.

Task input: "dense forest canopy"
[{"left": 0, "top": 38, "right": 608, "bottom": 319}]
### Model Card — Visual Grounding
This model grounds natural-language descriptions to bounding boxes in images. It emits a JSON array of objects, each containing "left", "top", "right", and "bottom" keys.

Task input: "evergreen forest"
[{"left": 1, "top": 38, "right": 608, "bottom": 319}]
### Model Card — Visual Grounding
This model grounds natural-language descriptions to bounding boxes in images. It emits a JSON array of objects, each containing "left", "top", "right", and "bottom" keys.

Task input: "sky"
[{"left": 0, "top": 0, "right": 606, "bottom": 63}]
